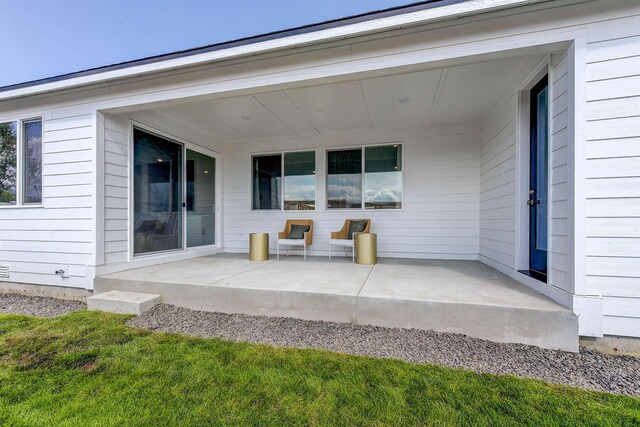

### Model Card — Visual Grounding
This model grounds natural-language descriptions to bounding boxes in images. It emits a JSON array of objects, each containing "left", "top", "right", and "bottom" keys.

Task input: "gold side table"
[
  {"left": 249, "top": 233, "right": 269, "bottom": 261},
  {"left": 355, "top": 233, "right": 377, "bottom": 265}
]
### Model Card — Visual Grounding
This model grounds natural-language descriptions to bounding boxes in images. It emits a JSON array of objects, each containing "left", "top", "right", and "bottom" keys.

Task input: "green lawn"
[{"left": 0, "top": 311, "right": 638, "bottom": 426}]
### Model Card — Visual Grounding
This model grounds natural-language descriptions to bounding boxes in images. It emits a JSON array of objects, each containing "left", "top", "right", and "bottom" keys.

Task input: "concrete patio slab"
[
  {"left": 103, "top": 253, "right": 276, "bottom": 286},
  {"left": 214, "top": 256, "right": 372, "bottom": 295},
  {"left": 95, "top": 253, "right": 578, "bottom": 351},
  {"left": 361, "top": 258, "right": 564, "bottom": 311}
]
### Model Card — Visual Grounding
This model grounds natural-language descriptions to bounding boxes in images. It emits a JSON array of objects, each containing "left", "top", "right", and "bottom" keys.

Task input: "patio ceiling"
[{"left": 139, "top": 55, "right": 538, "bottom": 142}]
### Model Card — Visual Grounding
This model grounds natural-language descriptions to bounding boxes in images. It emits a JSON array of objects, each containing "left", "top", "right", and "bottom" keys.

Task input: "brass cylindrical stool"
[
  {"left": 249, "top": 233, "right": 269, "bottom": 261},
  {"left": 355, "top": 233, "right": 377, "bottom": 265}
]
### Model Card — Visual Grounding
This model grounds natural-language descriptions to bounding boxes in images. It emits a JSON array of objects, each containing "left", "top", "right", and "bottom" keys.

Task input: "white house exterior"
[{"left": 0, "top": 0, "right": 639, "bottom": 344}]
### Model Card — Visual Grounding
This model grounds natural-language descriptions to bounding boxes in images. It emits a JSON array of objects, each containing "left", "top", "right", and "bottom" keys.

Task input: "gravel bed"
[
  {"left": 0, "top": 293, "right": 85, "bottom": 317},
  {"left": 128, "top": 304, "right": 640, "bottom": 397}
]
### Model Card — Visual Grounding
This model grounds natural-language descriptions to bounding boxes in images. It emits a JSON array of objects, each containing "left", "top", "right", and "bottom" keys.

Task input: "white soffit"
[{"left": 155, "top": 55, "right": 528, "bottom": 141}]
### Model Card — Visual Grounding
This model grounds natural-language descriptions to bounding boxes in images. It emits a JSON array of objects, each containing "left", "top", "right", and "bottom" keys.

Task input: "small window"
[
  {"left": 252, "top": 154, "right": 281, "bottom": 210},
  {"left": 252, "top": 151, "right": 316, "bottom": 210},
  {"left": 0, "top": 118, "right": 41, "bottom": 206},
  {"left": 327, "top": 148, "right": 362, "bottom": 209},
  {"left": 365, "top": 144, "right": 402, "bottom": 209},
  {"left": 284, "top": 151, "right": 316, "bottom": 210},
  {"left": 0, "top": 122, "right": 17, "bottom": 205},
  {"left": 23, "top": 120, "right": 43, "bottom": 204},
  {"left": 327, "top": 144, "right": 402, "bottom": 210}
]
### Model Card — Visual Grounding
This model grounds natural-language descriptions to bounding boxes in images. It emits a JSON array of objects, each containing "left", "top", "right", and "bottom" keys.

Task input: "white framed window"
[
  {"left": 252, "top": 150, "right": 316, "bottom": 211},
  {"left": 0, "top": 117, "right": 43, "bottom": 206},
  {"left": 327, "top": 143, "right": 403, "bottom": 210}
]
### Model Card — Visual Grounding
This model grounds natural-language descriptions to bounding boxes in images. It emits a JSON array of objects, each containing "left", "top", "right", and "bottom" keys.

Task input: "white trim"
[
  {"left": 516, "top": 59, "right": 550, "bottom": 274},
  {"left": 573, "top": 295, "right": 603, "bottom": 337},
  {"left": 0, "top": 0, "right": 545, "bottom": 101},
  {"left": 567, "top": 36, "right": 588, "bottom": 297},
  {"left": 516, "top": 88, "right": 530, "bottom": 272},
  {"left": 20, "top": 118, "right": 44, "bottom": 205},
  {"left": 94, "top": 111, "right": 105, "bottom": 268}
]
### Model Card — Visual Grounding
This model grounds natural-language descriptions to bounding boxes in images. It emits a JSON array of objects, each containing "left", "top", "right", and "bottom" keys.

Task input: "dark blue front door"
[{"left": 529, "top": 75, "right": 549, "bottom": 277}]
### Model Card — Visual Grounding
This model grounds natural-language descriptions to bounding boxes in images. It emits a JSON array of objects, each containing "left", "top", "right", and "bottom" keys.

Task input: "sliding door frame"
[
  {"left": 185, "top": 143, "right": 221, "bottom": 250},
  {"left": 128, "top": 121, "right": 222, "bottom": 260}
]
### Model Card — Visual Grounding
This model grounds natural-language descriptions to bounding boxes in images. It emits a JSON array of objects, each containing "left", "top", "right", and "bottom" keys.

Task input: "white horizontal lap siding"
[
  {"left": 549, "top": 54, "right": 570, "bottom": 293},
  {"left": 102, "top": 116, "right": 130, "bottom": 265},
  {"left": 584, "top": 28, "right": 640, "bottom": 337},
  {"left": 0, "top": 111, "right": 95, "bottom": 289},
  {"left": 479, "top": 91, "right": 517, "bottom": 270},
  {"left": 222, "top": 128, "right": 479, "bottom": 259}
]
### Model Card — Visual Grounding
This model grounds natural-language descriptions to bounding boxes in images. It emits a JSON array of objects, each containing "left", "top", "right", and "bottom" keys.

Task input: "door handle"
[{"left": 527, "top": 200, "right": 541, "bottom": 206}]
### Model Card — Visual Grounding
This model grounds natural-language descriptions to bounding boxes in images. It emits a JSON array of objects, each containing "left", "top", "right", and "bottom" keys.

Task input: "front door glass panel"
[{"left": 529, "top": 76, "right": 549, "bottom": 276}]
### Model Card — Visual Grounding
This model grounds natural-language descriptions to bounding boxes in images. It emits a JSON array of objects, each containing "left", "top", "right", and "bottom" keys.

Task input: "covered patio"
[
  {"left": 94, "top": 38, "right": 577, "bottom": 351},
  {"left": 96, "top": 254, "right": 577, "bottom": 351}
]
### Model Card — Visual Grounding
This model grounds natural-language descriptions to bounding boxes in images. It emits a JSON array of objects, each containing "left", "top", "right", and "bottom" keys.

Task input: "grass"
[{"left": 0, "top": 311, "right": 638, "bottom": 426}]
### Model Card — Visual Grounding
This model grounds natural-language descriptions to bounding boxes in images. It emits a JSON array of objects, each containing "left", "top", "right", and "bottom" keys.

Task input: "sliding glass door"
[
  {"left": 133, "top": 128, "right": 217, "bottom": 256},
  {"left": 186, "top": 149, "right": 216, "bottom": 247},
  {"left": 133, "top": 129, "right": 183, "bottom": 255}
]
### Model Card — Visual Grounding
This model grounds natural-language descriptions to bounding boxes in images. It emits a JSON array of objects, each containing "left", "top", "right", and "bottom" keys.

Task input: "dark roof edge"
[{"left": 0, "top": 0, "right": 464, "bottom": 93}]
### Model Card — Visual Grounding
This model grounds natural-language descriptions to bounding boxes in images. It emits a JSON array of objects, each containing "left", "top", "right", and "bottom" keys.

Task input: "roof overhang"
[{"left": 0, "top": 0, "right": 546, "bottom": 101}]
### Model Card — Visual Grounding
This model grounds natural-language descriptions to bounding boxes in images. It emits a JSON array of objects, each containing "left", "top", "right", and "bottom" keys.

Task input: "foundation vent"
[{"left": 0, "top": 265, "right": 9, "bottom": 278}]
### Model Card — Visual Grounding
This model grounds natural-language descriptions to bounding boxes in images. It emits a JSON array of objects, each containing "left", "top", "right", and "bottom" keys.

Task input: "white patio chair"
[
  {"left": 277, "top": 219, "right": 313, "bottom": 260},
  {"left": 328, "top": 219, "right": 371, "bottom": 262}
]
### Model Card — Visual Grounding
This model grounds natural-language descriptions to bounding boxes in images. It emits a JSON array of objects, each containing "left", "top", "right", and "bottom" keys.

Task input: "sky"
[{"left": 0, "top": 0, "right": 413, "bottom": 88}]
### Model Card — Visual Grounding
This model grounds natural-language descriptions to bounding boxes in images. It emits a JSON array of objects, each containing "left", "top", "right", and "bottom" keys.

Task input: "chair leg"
[
  {"left": 303, "top": 244, "right": 307, "bottom": 260},
  {"left": 329, "top": 245, "right": 331, "bottom": 260},
  {"left": 352, "top": 245, "right": 355, "bottom": 263},
  {"left": 277, "top": 242, "right": 280, "bottom": 260}
]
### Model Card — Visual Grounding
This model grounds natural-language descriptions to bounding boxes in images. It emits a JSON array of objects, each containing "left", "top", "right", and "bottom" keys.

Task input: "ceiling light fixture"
[
  {"left": 241, "top": 115, "right": 252, "bottom": 120},
  {"left": 398, "top": 97, "right": 410, "bottom": 103}
]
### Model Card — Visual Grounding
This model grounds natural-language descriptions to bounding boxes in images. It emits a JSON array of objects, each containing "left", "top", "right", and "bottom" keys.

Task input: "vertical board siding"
[
  {"left": 222, "top": 128, "right": 480, "bottom": 259},
  {"left": 0, "top": 112, "right": 95, "bottom": 289},
  {"left": 103, "top": 116, "right": 130, "bottom": 265},
  {"left": 584, "top": 27, "right": 640, "bottom": 337}
]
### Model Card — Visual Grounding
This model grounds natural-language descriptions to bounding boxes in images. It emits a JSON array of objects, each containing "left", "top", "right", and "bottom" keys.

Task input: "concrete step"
[{"left": 87, "top": 290, "right": 160, "bottom": 315}]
